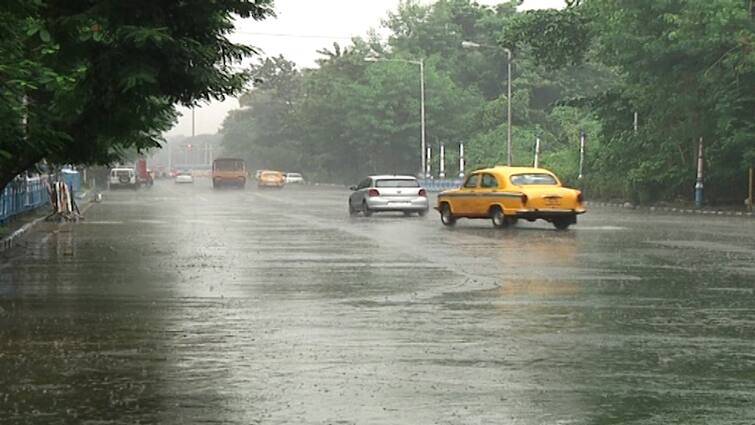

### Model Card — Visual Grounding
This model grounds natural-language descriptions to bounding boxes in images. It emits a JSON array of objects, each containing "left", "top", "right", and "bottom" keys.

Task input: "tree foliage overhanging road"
[
  {"left": 222, "top": 0, "right": 754, "bottom": 203},
  {"left": 0, "top": 0, "right": 274, "bottom": 192}
]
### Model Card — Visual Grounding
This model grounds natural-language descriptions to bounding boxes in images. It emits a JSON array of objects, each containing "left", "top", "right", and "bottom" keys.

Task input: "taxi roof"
[{"left": 471, "top": 166, "right": 556, "bottom": 177}]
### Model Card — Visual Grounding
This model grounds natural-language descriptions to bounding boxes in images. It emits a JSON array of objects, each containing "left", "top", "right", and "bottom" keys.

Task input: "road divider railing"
[
  {"left": 0, "top": 176, "right": 50, "bottom": 225},
  {"left": 418, "top": 178, "right": 463, "bottom": 192},
  {"left": 586, "top": 201, "right": 753, "bottom": 218}
]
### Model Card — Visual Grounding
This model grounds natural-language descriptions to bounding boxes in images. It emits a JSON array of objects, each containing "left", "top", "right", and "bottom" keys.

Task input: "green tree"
[
  {"left": 221, "top": 55, "right": 304, "bottom": 172},
  {"left": 507, "top": 0, "right": 755, "bottom": 203},
  {"left": 219, "top": 0, "right": 617, "bottom": 186},
  {"left": 0, "top": 0, "right": 274, "bottom": 192}
]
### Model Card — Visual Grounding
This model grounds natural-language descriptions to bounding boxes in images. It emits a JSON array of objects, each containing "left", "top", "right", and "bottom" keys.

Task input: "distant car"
[
  {"left": 108, "top": 167, "right": 138, "bottom": 189},
  {"left": 284, "top": 172, "right": 304, "bottom": 184},
  {"left": 348, "top": 175, "right": 429, "bottom": 216},
  {"left": 174, "top": 170, "right": 194, "bottom": 184},
  {"left": 436, "top": 166, "right": 585, "bottom": 230},
  {"left": 258, "top": 170, "right": 285, "bottom": 188}
]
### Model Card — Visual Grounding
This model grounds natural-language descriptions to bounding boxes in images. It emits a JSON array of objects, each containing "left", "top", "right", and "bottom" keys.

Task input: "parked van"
[{"left": 109, "top": 167, "right": 137, "bottom": 189}]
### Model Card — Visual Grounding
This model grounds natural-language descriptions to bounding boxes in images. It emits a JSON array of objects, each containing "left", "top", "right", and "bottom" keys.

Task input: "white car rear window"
[{"left": 375, "top": 179, "right": 419, "bottom": 188}]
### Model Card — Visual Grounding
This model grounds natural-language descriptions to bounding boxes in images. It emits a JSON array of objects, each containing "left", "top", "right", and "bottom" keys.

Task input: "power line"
[{"left": 233, "top": 31, "right": 363, "bottom": 40}]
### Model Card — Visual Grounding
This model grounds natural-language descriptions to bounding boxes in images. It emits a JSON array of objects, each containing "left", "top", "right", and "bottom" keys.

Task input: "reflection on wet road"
[{"left": 1, "top": 180, "right": 754, "bottom": 424}]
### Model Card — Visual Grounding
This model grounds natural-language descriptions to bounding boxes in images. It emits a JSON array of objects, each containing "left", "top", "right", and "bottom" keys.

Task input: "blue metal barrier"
[
  {"left": 418, "top": 178, "right": 463, "bottom": 192},
  {"left": 62, "top": 169, "right": 81, "bottom": 194},
  {"left": 0, "top": 177, "right": 50, "bottom": 225}
]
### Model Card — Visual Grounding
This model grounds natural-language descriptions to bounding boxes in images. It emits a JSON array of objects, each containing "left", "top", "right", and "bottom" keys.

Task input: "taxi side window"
[
  {"left": 358, "top": 178, "right": 371, "bottom": 190},
  {"left": 463, "top": 174, "right": 480, "bottom": 188},
  {"left": 480, "top": 174, "right": 498, "bottom": 188}
]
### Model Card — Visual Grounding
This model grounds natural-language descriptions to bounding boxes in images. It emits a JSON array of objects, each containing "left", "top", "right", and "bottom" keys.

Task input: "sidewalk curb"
[
  {"left": 0, "top": 200, "right": 97, "bottom": 253},
  {"left": 0, "top": 215, "right": 49, "bottom": 253},
  {"left": 585, "top": 201, "right": 753, "bottom": 218}
]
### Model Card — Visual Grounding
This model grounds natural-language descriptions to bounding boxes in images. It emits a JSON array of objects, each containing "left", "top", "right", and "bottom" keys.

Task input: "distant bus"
[{"left": 212, "top": 158, "right": 246, "bottom": 189}]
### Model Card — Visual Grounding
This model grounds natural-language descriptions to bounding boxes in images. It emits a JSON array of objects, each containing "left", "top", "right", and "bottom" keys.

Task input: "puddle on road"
[
  {"left": 131, "top": 219, "right": 169, "bottom": 225},
  {"left": 649, "top": 239, "right": 755, "bottom": 254},
  {"left": 2, "top": 184, "right": 754, "bottom": 425},
  {"left": 574, "top": 225, "right": 628, "bottom": 231}
]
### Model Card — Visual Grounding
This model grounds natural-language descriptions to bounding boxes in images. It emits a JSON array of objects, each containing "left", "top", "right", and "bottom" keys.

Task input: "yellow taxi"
[
  {"left": 257, "top": 170, "right": 285, "bottom": 189},
  {"left": 436, "top": 166, "right": 585, "bottom": 230}
]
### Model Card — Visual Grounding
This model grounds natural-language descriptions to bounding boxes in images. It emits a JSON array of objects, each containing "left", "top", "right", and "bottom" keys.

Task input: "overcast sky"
[{"left": 166, "top": 0, "right": 565, "bottom": 138}]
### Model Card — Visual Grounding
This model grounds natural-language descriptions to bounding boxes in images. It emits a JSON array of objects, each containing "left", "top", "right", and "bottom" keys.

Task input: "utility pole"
[
  {"left": 695, "top": 137, "right": 704, "bottom": 208},
  {"left": 578, "top": 130, "right": 586, "bottom": 180},
  {"left": 459, "top": 143, "right": 465, "bottom": 178},
  {"left": 633, "top": 112, "right": 638, "bottom": 134},
  {"left": 534, "top": 137, "right": 541, "bottom": 168},
  {"left": 426, "top": 145, "right": 432, "bottom": 179},
  {"left": 748, "top": 167, "right": 753, "bottom": 212},
  {"left": 439, "top": 144, "right": 446, "bottom": 178}
]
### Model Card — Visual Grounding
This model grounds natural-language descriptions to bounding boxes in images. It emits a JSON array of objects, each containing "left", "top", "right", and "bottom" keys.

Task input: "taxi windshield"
[{"left": 510, "top": 173, "right": 558, "bottom": 186}]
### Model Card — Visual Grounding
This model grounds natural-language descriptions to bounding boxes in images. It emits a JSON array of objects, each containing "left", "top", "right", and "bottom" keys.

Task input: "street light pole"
[
  {"left": 462, "top": 41, "right": 513, "bottom": 166},
  {"left": 505, "top": 47, "right": 512, "bottom": 166},
  {"left": 419, "top": 59, "right": 426, "bottom": 178},
  {"left": 365, "top": 57, "right": 426, "bottom": 177}
]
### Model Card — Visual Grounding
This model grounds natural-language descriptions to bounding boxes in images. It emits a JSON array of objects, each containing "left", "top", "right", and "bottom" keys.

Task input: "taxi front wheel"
[{"left": 440, "top": 204, "right": 456, "bottom": 226}]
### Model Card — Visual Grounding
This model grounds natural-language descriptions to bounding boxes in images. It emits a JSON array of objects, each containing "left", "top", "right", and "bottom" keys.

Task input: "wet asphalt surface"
[{"left": 1, "top": 179, "right": 754, "bottom": 424}]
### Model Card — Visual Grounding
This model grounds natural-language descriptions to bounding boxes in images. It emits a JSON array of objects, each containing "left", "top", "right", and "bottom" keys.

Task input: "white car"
[
  {"left": 285, "top": 172, "right": 304, "bottom": 184},
  {"left": 348, "top": 175, "right": 429, "bottom": 216},
  {"left": 174, "top": 170, "right": 194, "bottom": 184},
  {"left": 108, "top": 168, "right": 137, "bottom": 189}
]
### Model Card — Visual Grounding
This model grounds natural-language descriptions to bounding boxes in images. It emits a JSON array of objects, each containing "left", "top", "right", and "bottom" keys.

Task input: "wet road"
[{"left": 1, "top": 180, "right": 754, "bottom": 424}]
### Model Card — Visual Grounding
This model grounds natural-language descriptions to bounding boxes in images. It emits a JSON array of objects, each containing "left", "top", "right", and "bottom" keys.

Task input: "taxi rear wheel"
[
  {"left": 553, "top": 218, "right": 571, "bottom": 231},
  {"left": 440, "top": 204, "right": 456, "bottom": 226},
  {"left": 490, "top": 207, "right": 509, "bottom": 229}
]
